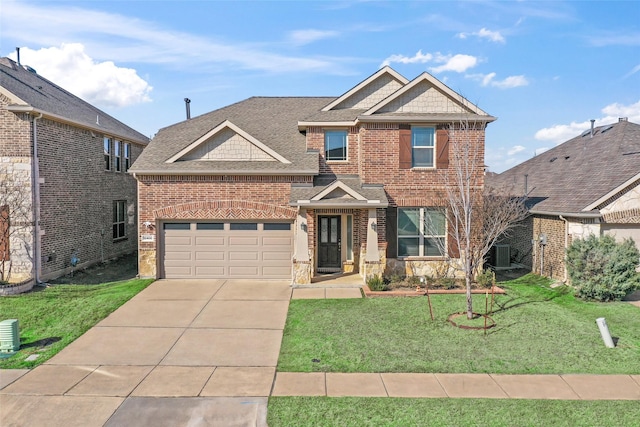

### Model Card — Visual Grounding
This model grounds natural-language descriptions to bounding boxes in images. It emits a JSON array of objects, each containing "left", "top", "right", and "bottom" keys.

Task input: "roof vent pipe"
[
  {"left": 16, "top": 47, "right": 20, "bottom": 66},
  {"left": 590, "top": 119, "right": 595, "bottom": 138},
  {"left": 184, "top": 98, "right": 191, "bottom": 120}
]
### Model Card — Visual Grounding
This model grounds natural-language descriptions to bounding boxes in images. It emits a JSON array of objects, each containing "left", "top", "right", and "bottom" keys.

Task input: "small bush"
[
  {"left": 566, "top": 235, "right": 640, "bottom": 302},
  {"left": 367, "top": 275, "right": 388, "bottom": 291},
  {"left": 406, "top": 275, "right": 423, "bottom": 286},
  {"left": 476, "top": 269, "right": 494, "bottom": 289},
  {"left": 440, "top": 277, "right": 458, "bottom": 289}
]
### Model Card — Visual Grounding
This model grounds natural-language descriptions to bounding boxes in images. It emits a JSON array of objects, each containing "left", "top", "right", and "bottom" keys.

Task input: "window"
[
  {"left": 325, "top": 130, "right": 348, "bottom": 161},
  {"left": 412, "top": 127, "right": 435, "bottom": 168},
  {"left": 196, "top": 223, "right": 224, "bottom": 230},
  {"left": 113, "top": 200, "right": 126, "bottom": 239},
  {"left": 264, "top": 223, "right": 291, "bottom": 231},
  {"left": 230, "top": 223, "right": 257, "bottom": 230},
  {"left": 397, "top": 207, "right": 445, "bottom": 257},
  {"left": 164, "top": 223, "right": 190, "bottom": 230},
  {"left": 124, "top": 143, "right": 131, "bottom": 171},
  {"left": 346, "top": 215, "right": 353, "bottom": 260},
  {"left": 114, "top": 140, "right": 122, "bottom": 172},
  {"left": 104, "top": 138, "right": 112, "bottom": 170}
]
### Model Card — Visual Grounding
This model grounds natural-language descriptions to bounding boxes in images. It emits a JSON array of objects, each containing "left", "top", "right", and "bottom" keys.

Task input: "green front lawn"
[
  {"left": 0, "top": 278, "right": 153, "bottom": 369},
  {"left": 268, "top": 397, "right": 640, "bottom": 427},
  {"left": 278, "top": 274, "right": 640, "bottom": 374}
]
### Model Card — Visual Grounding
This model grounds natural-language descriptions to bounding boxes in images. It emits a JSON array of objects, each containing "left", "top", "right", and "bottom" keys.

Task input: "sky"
[{"left": 1, "top": 0, "right": 639, "bottom": 172}]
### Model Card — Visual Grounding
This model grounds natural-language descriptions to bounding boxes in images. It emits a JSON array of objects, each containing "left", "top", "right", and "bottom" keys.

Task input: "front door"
[{"left": 318, "top": 216, "right": 341, "bottom": 272}]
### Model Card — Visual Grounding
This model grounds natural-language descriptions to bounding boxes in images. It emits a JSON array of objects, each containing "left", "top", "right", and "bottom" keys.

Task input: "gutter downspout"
[
  {"left": 32, "top": 113, "right": 43, "bottom": 284},
  {"left": 559, "top": 215, "right": 569, "bottom": 282}
]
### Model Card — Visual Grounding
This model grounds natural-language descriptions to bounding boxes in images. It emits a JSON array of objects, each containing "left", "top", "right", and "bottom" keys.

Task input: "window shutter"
[
  {"left": 399, "top": 129, "right": 412, "bottom": 169},
  {"left": 447, "top": 223, "right": 460, "bottom": 258},
  {"left": 386, "top": 207, "right": 397, "bottom": 258},
  {"left": 436, "top": 129, "right": 449, "bottom": 169}
]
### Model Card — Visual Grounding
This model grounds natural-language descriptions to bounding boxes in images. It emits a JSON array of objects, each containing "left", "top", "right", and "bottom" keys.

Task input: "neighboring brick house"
[
  {"left": 0, "top": 57, "right": 148, "bottom": 290},
  {"left": 489, "top": 119, "right": 640, "bottom": 281},
  {"left": 130, "top": 66, "right": 495, "bottom": 284}
]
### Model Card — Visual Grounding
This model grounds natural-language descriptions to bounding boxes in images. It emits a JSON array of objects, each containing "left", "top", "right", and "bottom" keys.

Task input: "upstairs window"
[
  {"left": 114, "top": 140, "right": 123, "bottom": 172},
  {"left": 113, "top": 200, "right": 126, "bottom": 240},
  {"left": 397, "top": 207, "right": 445, "bottom": 257},
  {"left": 124, "top": 143, "right": 131, "bottom": 171},
  {"left": 411, "top": 127, "right": 435, "bottom": 168},
  {"left": 104, "top": 137, "right": 112, "bottom": 171},
  {"left": 325, "top": 130, "right": 348, "bottom": 161}
]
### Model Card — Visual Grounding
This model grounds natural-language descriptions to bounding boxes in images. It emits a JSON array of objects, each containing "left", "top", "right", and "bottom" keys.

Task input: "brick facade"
[
  {"left": 531, "top": 215, "right": 566, "bottom": 280},
  {"left": 0, "top": 95, "right": 145, "bottom": 283}
]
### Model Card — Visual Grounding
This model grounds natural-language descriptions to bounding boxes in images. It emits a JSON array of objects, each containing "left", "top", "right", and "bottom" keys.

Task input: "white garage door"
[{"left": 161, "top": 221, "right": 293, "bottom": 279}]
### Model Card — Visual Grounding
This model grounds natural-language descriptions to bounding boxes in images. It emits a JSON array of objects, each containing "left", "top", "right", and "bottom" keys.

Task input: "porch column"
[
  {"left": 365, "top": 208, "right": 379, "bottom": 262},
  {"left": 294, "top": 209, "right": 309, "bottom": 262}
]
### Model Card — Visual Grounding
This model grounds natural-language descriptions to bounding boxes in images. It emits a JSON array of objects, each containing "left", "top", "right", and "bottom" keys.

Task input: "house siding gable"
[
  {"left": 333, "top": 75, "right": 404, "bottom": 110},
  {"left": 378, "top": 82, "right": 468, "bottom": 114}
]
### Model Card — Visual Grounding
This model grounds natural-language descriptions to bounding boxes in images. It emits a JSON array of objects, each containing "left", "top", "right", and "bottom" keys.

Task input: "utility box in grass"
[{"left": 0, "top": 319, "right": 20, "bottom": 352}]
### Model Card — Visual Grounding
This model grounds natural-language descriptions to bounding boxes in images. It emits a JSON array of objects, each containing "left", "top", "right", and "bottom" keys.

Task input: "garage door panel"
[
  {"left": 263, "top": 266, "right": 292, "bottom": 276},
  {"left": 229, "top": 251, "right": 259, "bottom": 260},
  {"left": 165, "top": 236, "right": 193, "bottom": 245},
  {"left": 165, "top": 251, "right": 192, "bottom": 261},
  {"left": 195, "top": 251, "right": 225, "bottom": 261},
  {"left": 195, "top": 236, "right": 225, "bottom": 245},
  {"left": 195, "top": 266, "right": 226, "bottom": 276},
  {"left": 229, "top": 236, "right": 259, "bottom": 245},
  {"left": 263, "top": 236, "right": 293, "bottom": 246},
  {"left": 164, "top": 265, "right": 193, "bottom": 276},
  {"left": 263, "top": 251, "right": 291, "bottom": 261},
  {"left": 230, "top": 266, "right": 259, "bottom": 276}
]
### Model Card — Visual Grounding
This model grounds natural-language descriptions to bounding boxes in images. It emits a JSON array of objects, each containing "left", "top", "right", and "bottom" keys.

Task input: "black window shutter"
[{"left": 386, "top": 207, "right": 398, "bottom": 258}]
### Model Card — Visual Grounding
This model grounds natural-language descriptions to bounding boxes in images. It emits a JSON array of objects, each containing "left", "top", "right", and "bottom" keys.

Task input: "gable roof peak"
[{"left": 321, "top": 66, "right": 409, "bottom": 112}]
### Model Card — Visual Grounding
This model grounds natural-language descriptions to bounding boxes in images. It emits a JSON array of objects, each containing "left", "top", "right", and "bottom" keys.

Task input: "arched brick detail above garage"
[{"left": 153, "top": 200, "right": 297, "bottom": 220}]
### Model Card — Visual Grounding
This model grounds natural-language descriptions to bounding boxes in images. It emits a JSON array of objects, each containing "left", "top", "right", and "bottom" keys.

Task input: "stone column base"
[
  {"left": 293, "top": 261, "right": 312, "bottom": 285},
  {"left": 139, "top": 249, "right": 157, "bottom": 278}
]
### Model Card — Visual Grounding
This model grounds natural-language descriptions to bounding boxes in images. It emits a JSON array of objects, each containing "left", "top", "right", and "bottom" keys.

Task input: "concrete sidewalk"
[{"left": 1, "top": 280, "right": 639, "bottom": 427}]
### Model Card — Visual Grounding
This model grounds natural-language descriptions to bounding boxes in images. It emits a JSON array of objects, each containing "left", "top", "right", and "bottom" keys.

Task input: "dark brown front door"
[{"left": 318, "top": 216, "right": 341, "bottom": 271}]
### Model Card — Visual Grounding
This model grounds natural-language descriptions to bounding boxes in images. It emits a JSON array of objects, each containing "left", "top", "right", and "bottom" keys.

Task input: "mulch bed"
[{"left": 363, "top": 285, "right": 505, "bottom": 297}]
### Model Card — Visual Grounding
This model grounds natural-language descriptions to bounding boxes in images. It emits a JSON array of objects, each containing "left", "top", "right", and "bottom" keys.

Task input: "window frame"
[
  {"left": 104, "top": 137, "right": 112, "bottom": 171},
  {"left": 114, "top": 140, "right": 123, "bottom": 172},
  {"left": 112, "top": 200, "right": 127, "bottom": 240},
  {"left": 324, "top": 130, "right": 348, "bottom": 162},
  {"left": 397, "top": 207, "right": 446, "bottom": 258},
  {"left": 411, "top": 127, "right": 435, "bottom": 168},
  {"left": 124, "top": 143, "right": 131, "bottom": 171}
]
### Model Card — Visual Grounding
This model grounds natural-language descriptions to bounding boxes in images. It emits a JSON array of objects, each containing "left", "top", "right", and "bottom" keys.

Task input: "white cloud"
[
  {"left": 535, "top": 100, "right": 640, "bottom": 143},
  {"left": 429, "top": 54, "right": 478, "bottom": 74},
  {"left": 381, "top": 50, "right": 478, "bottom": 73},
  {"left": 466, "top": 72, "right": 529, "bottom": 89},
  {"left": 381, "top": 50, "right": 433, "bottom": 67},
  {"left": 9, "top": 44, "right": 152, "bottom": 108},
  {"left": 2, "top": 1, "right": 343, "bottom": 74},
  {"left": 623, "top": 64, "right": 640, "bottom": 79},
  {"left": 288, "top": 29, "right": 339, "bottom": 46},
  {"left": 508, "top": 145, "right": 526, "bottom": 156},
  {"left": 457, "top": 28, "right": 506, "bottom": 43}
]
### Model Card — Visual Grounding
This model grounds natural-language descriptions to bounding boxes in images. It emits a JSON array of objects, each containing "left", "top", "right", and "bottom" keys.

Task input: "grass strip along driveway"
[
  {"left": 278, "top": 275, "right": 640, "bottom": 375},
  {"left": 0, "top": 278, "right": 153, "bottom": 369}
]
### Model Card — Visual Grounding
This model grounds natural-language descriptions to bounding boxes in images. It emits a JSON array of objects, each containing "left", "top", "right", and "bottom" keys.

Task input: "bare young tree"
[
  {"left": 425, "top": 117, "right": 528, "bottom": 319},
  {"left": 0, "top": 166, "right": 33, "bottom": 283}
]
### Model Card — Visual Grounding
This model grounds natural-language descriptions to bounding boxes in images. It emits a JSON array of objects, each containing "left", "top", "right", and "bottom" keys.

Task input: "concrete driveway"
[{"left": 0, "top": 279, "right": 292, "bottom": 427}]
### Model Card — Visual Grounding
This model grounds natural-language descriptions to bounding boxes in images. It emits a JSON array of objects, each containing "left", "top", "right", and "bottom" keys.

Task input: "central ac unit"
[{"left": 493, "top": 244, "right": 511, "bottom": 268}]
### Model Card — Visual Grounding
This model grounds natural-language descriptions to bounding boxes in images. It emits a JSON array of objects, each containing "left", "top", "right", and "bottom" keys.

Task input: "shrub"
[
  {"left": 440, "top": 277, "right": 458, "bottom": 289},
  {"left": 367, "top": 275, "right": 388, "bottom": 291},
  {"left": 566, "top": 235, "right": 640, "bottom": 302},
  {"left": 476, "top": 269, "right": 494, "bottom": 288}
]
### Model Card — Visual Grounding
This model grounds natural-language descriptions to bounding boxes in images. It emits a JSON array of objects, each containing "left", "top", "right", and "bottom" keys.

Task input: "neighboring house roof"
[
  {"left": 0, "top": 57, "right": 148, "bottom": 144},
  {"left": 131, "top": 97, "right": 333, "bottom": 175},
  {"left": 290, "top": 175, "right": 388, "bottom": 208},
  {"left": 489, "top": 119, "right": 640, "bottom": 216}
]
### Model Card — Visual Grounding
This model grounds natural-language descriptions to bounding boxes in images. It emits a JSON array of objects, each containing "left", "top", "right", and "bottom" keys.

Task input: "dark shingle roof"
[
  {"left": 0, "top": 57, "right": 148, "bottom": 144},
  {"left": 131, "top": 97, "right": 334, "bottom": 174},
  {"left": 290, "top": 175, "right": 388, "bottom": 207},
  {"left": 489, "top": 120, "right": 640, "bottom": 214}
]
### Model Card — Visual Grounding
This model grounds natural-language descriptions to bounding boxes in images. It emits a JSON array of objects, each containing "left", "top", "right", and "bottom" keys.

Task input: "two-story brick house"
[
  {"left": 0, "top": 57, "right": 148, "bottom": 291},
  {"left": 130, "top": 66, "right": 494, "bottom": 284}
]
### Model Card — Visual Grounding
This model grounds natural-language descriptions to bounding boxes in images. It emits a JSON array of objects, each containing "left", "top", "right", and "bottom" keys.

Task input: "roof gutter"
[
  {"left": 290, "top": 201, "right": 389, "bottom": 209},
  {"left": 529, "top": 209, "right": 601, "bottom": 219},
  {"left": 357, "top": 114, "right": 497, "bottom": 124},
  {"left": 129, "top": 169, "right": 319, "bottom": 177},
  {"left": 6, "top": 105, "right": 149, "bottom": 145}
]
